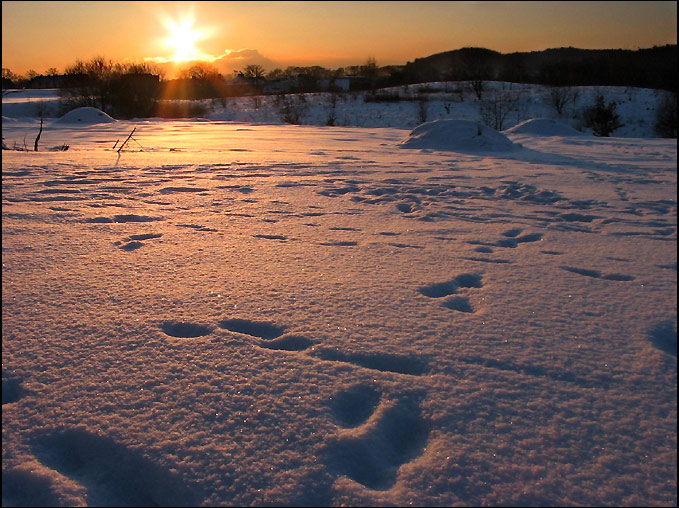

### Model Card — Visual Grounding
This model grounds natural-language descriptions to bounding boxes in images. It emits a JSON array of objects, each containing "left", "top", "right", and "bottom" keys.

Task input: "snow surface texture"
[{"left": 1, "top": 88, "right": 677, "bottom": 507}]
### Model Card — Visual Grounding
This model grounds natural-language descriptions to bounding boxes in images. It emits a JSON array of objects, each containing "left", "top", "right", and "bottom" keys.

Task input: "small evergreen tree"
[{"left": 584, "top": 94, "right": 622, "bottom": 136}]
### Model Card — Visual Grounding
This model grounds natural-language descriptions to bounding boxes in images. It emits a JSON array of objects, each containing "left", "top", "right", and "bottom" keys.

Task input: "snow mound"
[
  {"left": 399, "top": 119, "right": 518, "bottom": 152},
  {"left": 53, "top": 107, "right": 116, "bottom": 125},
  {"left": 504, "top": 117, "right": 585, "bottom": 136}
]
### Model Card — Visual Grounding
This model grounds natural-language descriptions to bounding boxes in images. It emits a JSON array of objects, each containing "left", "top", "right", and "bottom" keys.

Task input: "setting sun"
[{"left": 165, "top": 17, "right": 204, "bottom": 62}]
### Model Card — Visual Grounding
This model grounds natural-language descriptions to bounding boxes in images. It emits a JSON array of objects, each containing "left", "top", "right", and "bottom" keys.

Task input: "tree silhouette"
[
  {"left": 242, "top": 64, "right": 266, "bottom": 79},
  {"left": 178, "top": 62, "right": 221, "bottom": 81},
  {"left": 584, "top": 95, "right": 622, "bottom": 136}
]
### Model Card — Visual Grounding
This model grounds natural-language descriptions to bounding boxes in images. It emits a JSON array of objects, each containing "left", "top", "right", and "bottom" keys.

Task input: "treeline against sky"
[
  {"left": 403, "top": 45, "right": 677, "bottom": 92},
  {"left": 1, "top": 45, "right": 676, "bottom": 121}
]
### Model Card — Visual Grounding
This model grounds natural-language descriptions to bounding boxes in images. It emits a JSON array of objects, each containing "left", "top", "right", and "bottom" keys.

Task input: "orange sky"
[{"left": 2, "top": 1, "right": 677, "bottom": 77}]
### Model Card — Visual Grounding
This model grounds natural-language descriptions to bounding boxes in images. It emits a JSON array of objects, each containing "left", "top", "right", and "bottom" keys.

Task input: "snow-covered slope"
[
  {"left": 2, "top": 81, "right": 673, "bottom": 138},
  {"left": 504, "top": 117, "right": 585, "bottom": 136}
]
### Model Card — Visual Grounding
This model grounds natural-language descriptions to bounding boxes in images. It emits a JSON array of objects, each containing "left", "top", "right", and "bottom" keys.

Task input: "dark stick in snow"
[
  {"left": 34, "top": 117, "right": 43, "bottom": 151},
  {"left": 117, "top": 128, "right": 136, "bottom": 153}
]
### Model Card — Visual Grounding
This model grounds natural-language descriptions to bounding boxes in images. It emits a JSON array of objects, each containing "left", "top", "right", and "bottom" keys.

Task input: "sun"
[{"left": 165, "top": 17, "right": 204, "bottom": 62}]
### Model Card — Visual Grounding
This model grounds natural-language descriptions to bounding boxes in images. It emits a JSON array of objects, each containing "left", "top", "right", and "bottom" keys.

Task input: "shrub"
[
  {"left": 655, "top": 92, "right": 677, "bottom": 138},
  {"left": 584, "top": 94, "right": 622, "bottom": 136},
  {"left": 279, "top": 95, "right": 306, "bottom": 124},
  {"left": 548, "top": 86, "right": 575, "bottom": 116},
  {"left": 59, "top": 57, "right": 161, "bottom": 118},
  {"left": 479, "top": 90, "right": 519, "bottom": 130},
  {"left": 417, "top": 95, "right": 429, "bottom": 123}
]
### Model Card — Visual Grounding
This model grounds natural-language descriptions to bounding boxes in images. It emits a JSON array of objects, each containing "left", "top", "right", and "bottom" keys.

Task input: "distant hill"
[{"left": 403, "top": 45, "right": 677, "bottom": 91}]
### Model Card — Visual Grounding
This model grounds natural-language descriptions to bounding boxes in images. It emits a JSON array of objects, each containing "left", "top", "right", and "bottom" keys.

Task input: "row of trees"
[
  {"left": 3, "top": 57, "right": 383, "bottom": 90},
  {"left": 3, "top": 53, "right": 676, "bottom": 137},
  {"left": 57, "top": 58, "right": 163, "bottom": 118},
  {"left": 403, "top": 45, "right": 677, "bottom": 92},
  {"left": 5, "top": 44, "right": 677, "bottom": 94}
]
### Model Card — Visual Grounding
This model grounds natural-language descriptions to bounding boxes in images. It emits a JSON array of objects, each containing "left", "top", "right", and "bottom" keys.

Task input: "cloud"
[
  {"left": 143, "top": 49, "right": 279, "bottom": 78},
  {"left": 211, "top": 49, "right": 279, "bottom": 74}
]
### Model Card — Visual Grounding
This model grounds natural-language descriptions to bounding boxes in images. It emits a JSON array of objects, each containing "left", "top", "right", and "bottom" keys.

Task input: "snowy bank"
[
  {"left": 399, "top": 119, "right": 519, "bottom": 152},
  {"left": 52, "top": 107, "right": 117, "bottom": 125},
  {"left": 503, "top": 117, "right": 586, "bottom": 136}
]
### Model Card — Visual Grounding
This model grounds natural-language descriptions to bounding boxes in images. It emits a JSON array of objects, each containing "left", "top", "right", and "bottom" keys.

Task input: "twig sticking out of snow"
[
  {"left": 34, "top": 117, "right": 43, "bottom": 151},
  {"left": 117, "top": 128, "right": 136, "bottom": 153}
]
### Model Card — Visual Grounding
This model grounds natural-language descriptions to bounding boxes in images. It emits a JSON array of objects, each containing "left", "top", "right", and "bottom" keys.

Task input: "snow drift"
[
  {"left": 52, "top": 107, "right": 116, "bottom": 125},
  {"left": 504, "top": 117, "right": 585, "bottom": 136},
  {"left": 399, "top": 119, "right": 518, "bottom": 152}
]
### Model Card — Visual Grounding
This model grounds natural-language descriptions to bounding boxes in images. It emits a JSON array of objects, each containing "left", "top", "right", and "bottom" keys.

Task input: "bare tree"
[
  {"left": 62, "top": 56, "right": 115, "bottom": 112},
  {"left": 279, "top": 95, "right": 307, "bottom": 124},
  {"left": 548, "top": 86, "right": 576, "bottom": 116},
  {"left": 479, "top": 90, "right": 520, "bottom": 130},
  {"left": 60, "top": 56, "right": 161, "bottom": 118},
  {"left": 360, "top": 57, "right": 378, "bottom": 78},
  {"left": 266, "top": 68, "right": 285, "bottom": 80},
  {"left": 2, "top": 68, "right": 19, "bottom": 81},
  {"left": 417, "top": 95, "right": 429, "bottom": 123},
  {"left": 459, "top": 53, "right": 488, "bottom": 100},
  {"left": 179, "top": 62, "right": 221, "bottom": 80},
  {"left": 655, "top": 91, "right": 677, "bottom": 138},
  {"left": 242, "top": 64, "right": 266, "bottom": 79}
]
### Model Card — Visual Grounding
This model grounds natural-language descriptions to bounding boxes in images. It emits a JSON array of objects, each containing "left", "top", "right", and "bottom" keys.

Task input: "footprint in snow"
[
  {"left": 419, "top": 273, "right": 483, "bottom": 313},
  {"left": 218, "top": 318, "right": 313, "bottom": 351},
  {"left": 325, "top": 394, "right": 430, "bottom": 490},
  {"left": 561, "top": 266, "right": 635, "bottom": 281},
  {"left": 29, "top": 428, "right": 198, "bottom": 507}
]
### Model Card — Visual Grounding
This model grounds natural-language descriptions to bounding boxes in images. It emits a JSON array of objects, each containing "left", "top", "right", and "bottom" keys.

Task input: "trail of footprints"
[
  {"left": 160, "top": 315, "right": 432, "bottom": 491},
  {"left": 12, "top": 228, "right": 643, "bottom": 501},
  {"left": 467, "top": 227, "right": 543, "bottom": 262},
  {"left": 154, "top": 270, "right": 487, "bottom": 490}
]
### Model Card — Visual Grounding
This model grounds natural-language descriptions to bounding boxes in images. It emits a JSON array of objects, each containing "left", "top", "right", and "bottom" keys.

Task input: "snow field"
[{"left": 1, "top": 91, "right": 677, "bottom": 506}]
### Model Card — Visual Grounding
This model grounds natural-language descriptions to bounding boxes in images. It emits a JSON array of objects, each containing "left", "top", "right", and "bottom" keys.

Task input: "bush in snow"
[
  {"left": 479, "top": 90, "right": 520, "bottom": 131},
  {"left": 655, "top": 91, "right": 677, "bottom": 138},
  {"left": 548, "top": 86, "right": 577, "bottom": 116},
  {"left": 279, "top": 95, "right": 307, "bottom": 124},
  {"left": 417, "top": 95, "right": 429, "bottom": 123},
  {"left": 584, "top": 94, "right": 622, "bottom": 137}
]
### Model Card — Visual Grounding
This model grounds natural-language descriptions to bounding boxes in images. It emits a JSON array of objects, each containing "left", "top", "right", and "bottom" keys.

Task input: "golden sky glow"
[
  {"left": 164, "top": 17, "right": 204, "bottom": 62},
  {"left": 2, "top": 1, "right": 677, "bottom": 77}
]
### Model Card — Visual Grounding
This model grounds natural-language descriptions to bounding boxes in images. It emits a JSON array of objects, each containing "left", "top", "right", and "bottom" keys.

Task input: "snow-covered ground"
[
  {"left": 1, "top": 81, "right": 673, "bottom": 138},
  {"left": 2, "top": 87, "right": 677, "bottom": 507}
]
